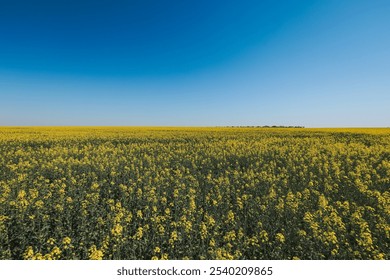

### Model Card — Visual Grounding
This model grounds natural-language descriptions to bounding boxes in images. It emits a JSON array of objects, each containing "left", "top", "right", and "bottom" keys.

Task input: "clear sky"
[{"left": 1, "top": 0, "right": 389, "bottom": 127}]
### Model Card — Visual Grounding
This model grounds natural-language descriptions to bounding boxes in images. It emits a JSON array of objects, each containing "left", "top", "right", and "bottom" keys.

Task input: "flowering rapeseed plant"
[{"left": 0, "top": 127, "right": 389, "bottom": 259}]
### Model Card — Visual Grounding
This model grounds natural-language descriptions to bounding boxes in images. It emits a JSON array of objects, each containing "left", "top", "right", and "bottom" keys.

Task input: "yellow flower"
[
  {"left": 318, "top": 195, "right": 328, "bottom": 209},
  {"left": 62, "top": 237, "right": 72, "bottom": 245},
  {"left": 226, "top": 210, "right": 235, "bottom": 223},
  {"left": 215, "top": 248, "right": 234, "bottom": 260},
  {"left": 276, "top": 233, "right": 285, "bottom": 243},
  {"left": 17, "top": 190, "right": 26, "bottom": 200},
  {"left": 170, "top": 230, "right": 178, "bottom": 241},
  {"left": 205, "top": 214, "right": 215, "bottom": 227},
  {"left": 23, "top": 246, "right": 34, "bottom": 260},
  {"left": 29, "top": 189, "right": 39, "bottom": 200},
  {"left": 374, "top": 253, "right": 385, "bottom": 260},
  {"left": 32, "top": 253, "right": 44, "bottom": 260},
  {"left": 133, "top": 227, "right": 143, "bottom": 240},
  {"left": 259, "top": 230, "right": 269, "bottom": 243},
  {"left": 158, "top": 225, "right": 165, "bottom": 235},
  {"left": 200, "top": 222, "right": 208, "bottom": 240},
  {"left": 91, "top": 182, "right": 99, "bottom": 191},
  {"left": 89, "top": 245, "right": 104, "bottom": 260},
  {"left": 111, "top": 224, "right": 123, "bottom": 237},
  {"left": 35, "top": 200, "right": 44, "bottom": 208},
  {"left": 51, "top": 246, "right": 62, "bottom": 257},
  {"left": 224, "top": 230, "right": 236, "bottom": 242},
  {"left": 298, "top": 230, "right": 307, "bottom": 237},
  {"left": 47, "top": 238, "right": 56, "bottom": 245}
]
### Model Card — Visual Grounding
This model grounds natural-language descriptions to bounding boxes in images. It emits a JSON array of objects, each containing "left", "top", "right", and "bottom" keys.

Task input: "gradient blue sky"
[{"left": 1, "top": 0, "right": 389, "bottom": 126}]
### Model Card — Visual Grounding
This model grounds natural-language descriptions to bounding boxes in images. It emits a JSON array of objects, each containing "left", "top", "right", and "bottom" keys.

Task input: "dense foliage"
[{"left": 0, "top": 127, "right": 389, "bottom": 259}]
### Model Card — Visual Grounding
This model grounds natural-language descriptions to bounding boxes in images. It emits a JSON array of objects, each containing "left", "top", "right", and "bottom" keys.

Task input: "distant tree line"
[{"left": 221, "top": 125, "right": 305, "bottom": 128}]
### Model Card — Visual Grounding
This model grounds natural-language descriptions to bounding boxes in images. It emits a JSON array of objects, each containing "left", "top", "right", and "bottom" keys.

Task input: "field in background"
[{"left": 0, "top": 127, "right": 389, "bottom": 259}]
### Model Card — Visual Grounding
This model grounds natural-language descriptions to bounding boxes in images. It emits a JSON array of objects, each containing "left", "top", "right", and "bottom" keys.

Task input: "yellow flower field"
[{"left": 0, "top": 127, "right": 389, "bottom": 259}]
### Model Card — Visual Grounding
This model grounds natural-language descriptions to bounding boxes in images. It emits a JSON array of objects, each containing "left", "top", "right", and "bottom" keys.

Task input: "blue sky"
[{"left": 0, "top": 0, "right": 389, "bottom": 126}]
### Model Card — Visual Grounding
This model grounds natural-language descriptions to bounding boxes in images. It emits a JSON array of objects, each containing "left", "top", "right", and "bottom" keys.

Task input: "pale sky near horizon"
[{"left": 1, "top": 0, "right": 389, "bottom": 127}]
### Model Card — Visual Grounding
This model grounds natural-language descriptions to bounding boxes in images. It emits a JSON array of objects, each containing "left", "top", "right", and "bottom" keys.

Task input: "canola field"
[{"left": 0, "top": 127, "right": 389, "bottom": 260}]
